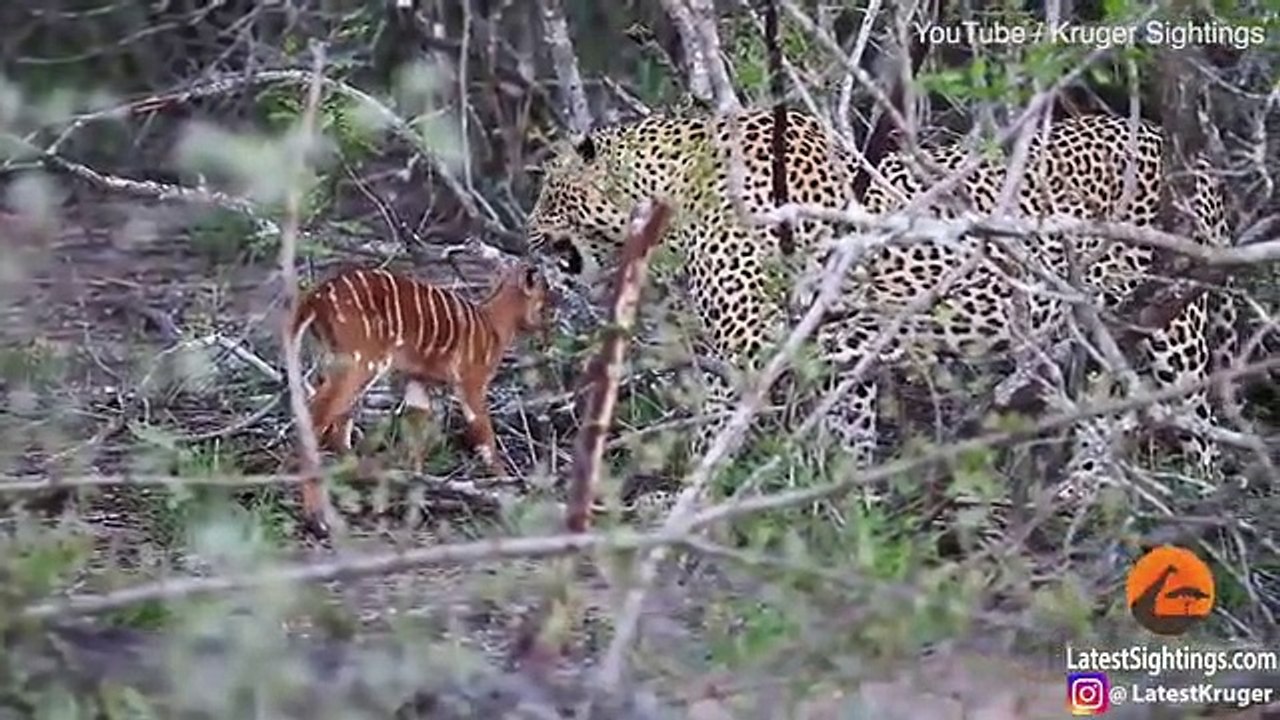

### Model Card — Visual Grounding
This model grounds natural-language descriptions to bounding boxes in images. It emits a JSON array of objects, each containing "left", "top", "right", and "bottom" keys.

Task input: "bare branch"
[
  {"left": 836, "top": 0, "right": 881, "bottom": 144},
  {"left": 763, "top": 0, "right": 793, "bottom": 256},
  {"left": 20, "top": 528, "right": 679, "bottom": 621},
  {"left": 0, "top": 471, "right": 513, "bottom": 510},
  {"left": 661, "top": 0, "right": 741, "bottom": 114},
  {"left": 689, "top": 356, "right": 1280, "bottom": 531},
  {"left": 39, "top": 151, "right": 276, "bottom": 235},
  {"left": 29, "top": 67, "right": 509, "bottom": 235},
  {"left": 538, "top": 0, "right": 594, "bottom": 136},
  {"left": 566, "top": 201, "right": 673, "bottom": 533},
  {"left": 279, "top": 44, "right": 332, "bottom": 537},
  {"left": 761, "top": 203, "right": 1280, "bottom": 267}
]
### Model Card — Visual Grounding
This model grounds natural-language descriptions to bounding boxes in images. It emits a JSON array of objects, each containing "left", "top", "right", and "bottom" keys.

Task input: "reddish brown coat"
[{"left": 288, "top": 260, "right": 549, "bottom": 531}]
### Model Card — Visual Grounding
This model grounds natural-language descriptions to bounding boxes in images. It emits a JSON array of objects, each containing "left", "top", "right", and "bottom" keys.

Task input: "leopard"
[{"left": 526, "top": 106, "right": 1239, "bottom": 517}]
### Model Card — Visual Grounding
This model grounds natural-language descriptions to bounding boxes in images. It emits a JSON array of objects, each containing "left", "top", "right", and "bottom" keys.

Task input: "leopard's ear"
[{"left": 572, "top": 134, "right": 597, "bottom": 163}]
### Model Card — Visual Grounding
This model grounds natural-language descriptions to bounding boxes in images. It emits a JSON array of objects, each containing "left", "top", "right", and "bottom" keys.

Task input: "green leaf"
[{"left": 1102, "top": 0, "right": 1129, "bottom": 20}]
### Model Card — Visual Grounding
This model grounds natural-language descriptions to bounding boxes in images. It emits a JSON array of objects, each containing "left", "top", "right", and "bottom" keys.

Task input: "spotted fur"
[{"left": 527, "top": 108, "right": 1237, "bottom": 493}]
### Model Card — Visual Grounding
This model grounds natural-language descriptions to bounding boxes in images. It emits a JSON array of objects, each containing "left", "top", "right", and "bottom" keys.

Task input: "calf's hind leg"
[
  {"left": 304, "top": 377, "right": 359, "bottom": 454},
  {"left": 319, "top": 409, "right": 357, "bottom": 453},
  {"left": 298, "top": 360, "right": 385, "bottom": 537}
]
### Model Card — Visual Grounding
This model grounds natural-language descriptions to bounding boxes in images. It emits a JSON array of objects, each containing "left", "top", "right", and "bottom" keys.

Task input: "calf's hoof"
[
  {"left": 300, "top": 508, "right": 332, "bottom": 540},
  {"left": 488, "top": 455, "right": 520, "bottom": 478},
  {"left": 474, "top": 446, "right": 509, "bottom": 477}
]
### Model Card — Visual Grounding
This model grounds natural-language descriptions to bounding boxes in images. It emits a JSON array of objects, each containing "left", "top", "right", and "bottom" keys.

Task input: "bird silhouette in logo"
[
  {"left": 1126, "top": 546, "right": 1215, "bottom": 636},
  {"left": 1164, "top": 586, "right": 1212, "bottom": 617}
]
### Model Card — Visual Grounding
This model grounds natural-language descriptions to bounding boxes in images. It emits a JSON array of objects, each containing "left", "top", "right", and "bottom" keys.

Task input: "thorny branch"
[
  {"left": 690, "top": 355, "right": 1280, "bottom": 531},
  {"left": 762, "top": 204, "right": 1280, "bottom": 268},
  {"left": 0, "top": 471, "right": 514, "bottom": 512}
]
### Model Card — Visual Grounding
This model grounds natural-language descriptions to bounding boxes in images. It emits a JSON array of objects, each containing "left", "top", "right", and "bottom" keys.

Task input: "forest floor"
[{"left": 2, "top": 189, "right": 1279, "bottom": 719}]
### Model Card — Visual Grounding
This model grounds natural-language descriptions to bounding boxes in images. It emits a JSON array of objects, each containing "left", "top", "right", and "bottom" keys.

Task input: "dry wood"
[
  {"left": 565, "top": 200, "right": 673, "bottom": 534},
  {"left": 763, "top": 0, "right": 793, "bottom": 257},
  {"left": 279, "top": 44, "right": 330, "bottom": 538}
]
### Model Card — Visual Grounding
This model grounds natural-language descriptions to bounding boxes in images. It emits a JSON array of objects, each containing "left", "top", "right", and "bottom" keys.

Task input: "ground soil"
[{"left": 2, "top": 189, "right": 1277, "bottom": 720}]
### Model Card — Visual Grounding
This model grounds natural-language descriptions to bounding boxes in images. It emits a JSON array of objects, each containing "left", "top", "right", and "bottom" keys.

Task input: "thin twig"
[
  {"left": 20, "top": 528, "right": 682, "bottom": 621},
  {"left": 761, "top": 203, "right": 1280, "bottom": 267},
  {"left": 688, "top": 355, "right": 1280, "bottom": 530},
  {"left": 17, "top": 355, "right": 1277, "bottom": 623},
  {"left": 279, "top": 44, "right": 331, "bottom": 533}
]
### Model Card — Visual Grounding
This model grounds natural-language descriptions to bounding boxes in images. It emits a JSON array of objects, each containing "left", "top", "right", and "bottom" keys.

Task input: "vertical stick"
[
  {"left": 280, "top": 43, "right": 332, "bottom": 537},
  {"left": 763, "top": 0, "right": 793, "bottom": 256},
  {"left": 565, "top": 201, "right": 673, "bottom": 533}
]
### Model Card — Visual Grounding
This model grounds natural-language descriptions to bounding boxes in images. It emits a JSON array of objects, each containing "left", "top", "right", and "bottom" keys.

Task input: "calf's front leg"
[{"left": 455, "top": 378, "right": 504, "bottom": 475}]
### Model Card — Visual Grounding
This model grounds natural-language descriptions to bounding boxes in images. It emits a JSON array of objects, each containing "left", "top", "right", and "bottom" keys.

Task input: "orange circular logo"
[{"left": 1125, "top": 545, "right": 1215, "bottom": 636}]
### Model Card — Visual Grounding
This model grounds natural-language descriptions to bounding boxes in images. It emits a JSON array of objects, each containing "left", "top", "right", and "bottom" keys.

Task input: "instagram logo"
[{"left": 1067, "top": 672, "right": 1111, "bottom": 715}]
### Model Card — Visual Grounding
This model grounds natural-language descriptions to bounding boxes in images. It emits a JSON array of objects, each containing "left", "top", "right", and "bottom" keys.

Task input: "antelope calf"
[{"left": 288, "top": 260, "right": 550, "bottom": 535}]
